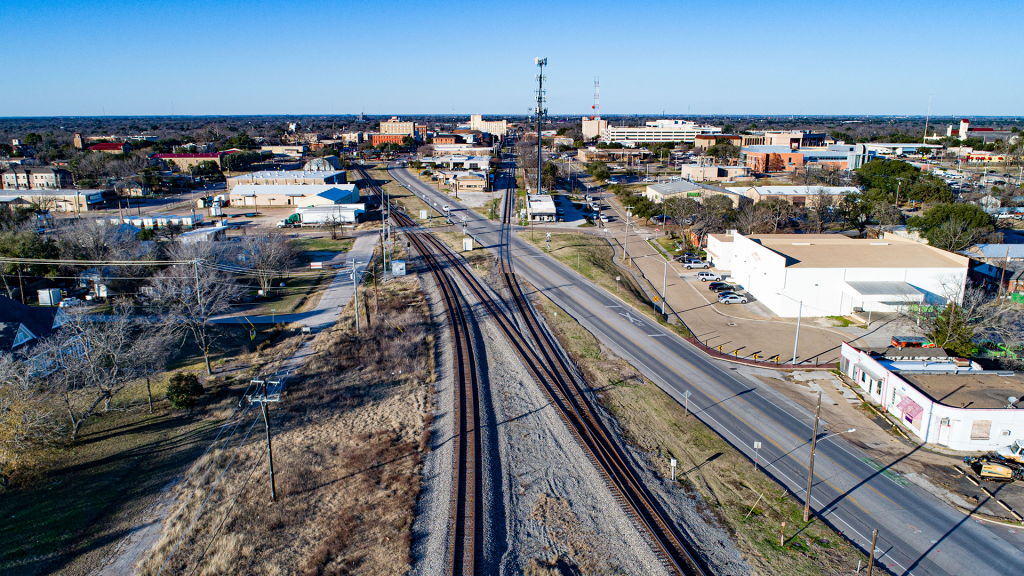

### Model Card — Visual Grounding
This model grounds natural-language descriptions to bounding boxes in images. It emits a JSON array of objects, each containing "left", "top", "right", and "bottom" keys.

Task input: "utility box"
[
  {"left": 463, "top": 238, "right": 473, "bottom": 251},
  {"left": 38, "top": 288, "right": 61, "bottom": 306},
  {"left": 420, "top": 210, "right": 428, "bottom": 220},
  {"left": 392, "top": 260, "right": 406, "bottom": 276}
]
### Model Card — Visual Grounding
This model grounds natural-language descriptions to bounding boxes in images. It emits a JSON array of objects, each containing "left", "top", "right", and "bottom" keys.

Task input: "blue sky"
[{"left": 2, "top": 0, "right": 1021, "bottom": 117}]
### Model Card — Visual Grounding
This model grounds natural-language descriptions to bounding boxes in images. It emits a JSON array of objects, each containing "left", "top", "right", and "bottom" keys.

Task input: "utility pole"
[
  {"left": 803, "top": 391, "right": 821, "bottom": 522},
  {"left": 791, "top": 300, "right": 802, "bottom": 365},
  {"left": 534, "top": 57, "right": 547, "bottom": 195},
  {"left": 353, "top": 262, "right": 360, "bottom": 334},
  {"left": 866, "top": 529, "right": 879, "bottom": 576},
  {"left": 248, "top": 381, "right": 280, "bottom": 503}
]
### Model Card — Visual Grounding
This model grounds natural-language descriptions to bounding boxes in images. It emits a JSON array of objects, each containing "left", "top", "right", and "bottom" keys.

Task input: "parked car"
[
  {"left": 718, "top": 293, "right": 748, "bottom": 304},
  {"left": 683, "top": 258, "right": 709, "bottom": 269},
  {"left": 599, "top": 215, "right": 609, "bottom": 223},
  {"left": 642, "top": 177, "right": 654, "bottom": 182},
  {"left": 682, "top": 252, "right": 699, "bottom": 259},
  {"left": 608, "top": 179, "right": 619, "bottom": 184},
  {"left": 696, "top": 271, "right": 721, "bottom": 282},
  {"left": 59, "top": 297, "right": 83, "bottom": 308},
  {"left": 708, "top": 282, "right": 733, "bottom": 292}
]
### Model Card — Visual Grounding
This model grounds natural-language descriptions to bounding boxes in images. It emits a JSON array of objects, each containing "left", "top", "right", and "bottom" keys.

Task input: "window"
[{"left": 970, "top": 420, "right": 992, "bottom": 440}]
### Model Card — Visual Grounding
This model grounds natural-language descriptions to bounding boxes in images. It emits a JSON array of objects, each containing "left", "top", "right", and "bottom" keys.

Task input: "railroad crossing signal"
[{"left": 653, "top": 296, "right": 659, "bottom": 302}]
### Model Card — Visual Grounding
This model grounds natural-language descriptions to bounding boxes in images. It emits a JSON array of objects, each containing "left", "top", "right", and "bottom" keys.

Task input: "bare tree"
[
  {"left": 38, "top": 299, "right": 166, "bottom": 437},
  {"left": 902, "top": 283, "right": 1024, "bottom": 362},
  {"left": 0, "top": 354, "right": 66, "bottom": 485},
  {"left": 929, "top": 218, "right": 986, "bottom": 252},
  {"left": 241, "top": 234, "right": 297, "bottom": 293},
  {"left": 151, "top": 247, "right": 244, "bottom": 376},
  {"left": 872, "top": 202, "right": 903, "bottom": 235},
  {"left": 323, "top": 213, "right": 344, "bottom": 240},
  {"left": 808, "top": 189, "right": 838, "bottom": 233}
]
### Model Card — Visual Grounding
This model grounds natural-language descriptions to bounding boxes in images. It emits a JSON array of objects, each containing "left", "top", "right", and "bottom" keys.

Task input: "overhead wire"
[{"left": 156, "top": 409, "right": 262, "bottom": 576}]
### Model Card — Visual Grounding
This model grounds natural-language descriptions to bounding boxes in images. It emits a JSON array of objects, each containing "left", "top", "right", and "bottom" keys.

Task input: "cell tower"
[
  {"left": 592, "top": 78, "right": 600, "bottom": 120},
  {"left": 534, "top": 57, "right": 547, "bottom": 194}
]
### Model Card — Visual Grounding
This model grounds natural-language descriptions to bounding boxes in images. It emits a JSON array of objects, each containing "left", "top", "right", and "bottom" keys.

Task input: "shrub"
[{"left": 166, "top": 372, "right": 205, "bottom": 409}]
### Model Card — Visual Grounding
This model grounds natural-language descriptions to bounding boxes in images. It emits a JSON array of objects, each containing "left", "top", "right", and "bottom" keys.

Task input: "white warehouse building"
[
  {"left": 730, "top": 233, "right": 969, "bottom": 318},
  {"left": 227, "top": 184, "right": 359, "bottom": 208}
]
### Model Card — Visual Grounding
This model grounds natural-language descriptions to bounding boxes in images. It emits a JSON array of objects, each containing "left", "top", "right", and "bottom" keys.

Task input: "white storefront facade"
[{"left": 840, "top": 343, "right": 1023, "bottom": 452}]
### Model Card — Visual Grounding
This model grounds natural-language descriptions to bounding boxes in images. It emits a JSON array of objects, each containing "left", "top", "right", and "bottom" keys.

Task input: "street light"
[
  {"left": 777, "top": 292, "right": 803, "bottom": 365},
  {"left": 634, "top": 253, "right": 670, "bottom": 315}
]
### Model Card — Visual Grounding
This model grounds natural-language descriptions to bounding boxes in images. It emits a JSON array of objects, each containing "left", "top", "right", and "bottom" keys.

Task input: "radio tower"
[{"left": 592, "top": 77, "right": 600, "bottom": 120}]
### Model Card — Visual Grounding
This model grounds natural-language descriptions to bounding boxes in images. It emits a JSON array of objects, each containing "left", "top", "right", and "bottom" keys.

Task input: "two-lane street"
[{"left": 389, "top": 162, "right": 1024, "bottom": 576}]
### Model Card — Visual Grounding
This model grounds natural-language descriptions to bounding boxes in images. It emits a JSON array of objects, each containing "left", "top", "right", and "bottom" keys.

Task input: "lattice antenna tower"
[
  {"left": 593, "top": 77, "right": 600, "bottom": 120},
  {"left": 533, "top": 57, "right": 548, "bottom": 194}
]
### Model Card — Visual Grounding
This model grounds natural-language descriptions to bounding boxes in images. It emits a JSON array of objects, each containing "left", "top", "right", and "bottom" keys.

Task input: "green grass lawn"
[{"left": 290, "top": 237, "right": 353, "bottom": 253}]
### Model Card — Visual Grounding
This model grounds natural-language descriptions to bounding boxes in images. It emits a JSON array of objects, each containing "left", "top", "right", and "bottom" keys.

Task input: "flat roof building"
[
  {"left": 227, "top": 184, "right": 359, "bottom": 208},
  {"left": 419, "top": 155, "right": 491, "bottom": 170},
  {"left": 601, "top": 119, "right": 722, "bottom": 145},
  {"left": 526, "top": 194, "right": 556, "bottom": 222},
  {"left": 841, "top": 342, "right": 1023, "bottom": 451},
  {"left": 469, "top": 114, "right": 508, "bottom": 136},
  {"left": 153, "top": 152, "right": 230, "bottom": 170},
  {"left": 644, "top": 180, "right": 745, "bottom": 207},
  {"left": 0, "top": 189, "right": 112, "bottom": 212},
  {"left": 226, "top": 170, "right": 346, "bottom": 191},
  {"left": 730, "top": 233, "right": 969, "bottom": 318},
  {"left": 724, "top": 185, "right": 859, "bottom": 207}
]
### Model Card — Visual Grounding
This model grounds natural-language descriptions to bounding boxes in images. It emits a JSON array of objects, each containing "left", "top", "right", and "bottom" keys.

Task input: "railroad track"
[
  {"left": 354, "top": 165, "right": 483, "bottom": 575},
  {"left": 362, "top": 161, "right": 706, "bottom": 575}
]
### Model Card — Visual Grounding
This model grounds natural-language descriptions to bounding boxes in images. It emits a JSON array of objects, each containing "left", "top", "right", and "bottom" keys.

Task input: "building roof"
[
  {"left": 0, "top": 296, "right": 60, "bottom": 350},
  {"left": 708, "top": 233, "right": 734, "bottom": 244},
  {"left": 965, "top": 244, "right": 1024, "bottom": 260},
  {"left": 726, "top": 186, "right": 858, "bottom": 196},
  {"left": 153, "top": 153, "right": 223, "bottom": 159},
  {"left": 87, "top": 142, "right": 127, "bottom": 151},
  {"left": 647, "top": 180, "right": 704, "bottom": 195},
  {"left": 7, "top": 188, "right": 107, "bottom": 197},
  {"left": 230, "top": 170, "right": 344, "bottom": 180},
  {"left": 741, "top": 145, "right": 796, "bottom": 153},
  {"left": 527, "top": 194, "right": 556, "bottom": 213},
  {"left": 2, "top": 165, "right": 66, "bottom": 175},
  {"left": 745, "top": 234, "right": 968, "bottom": 269},
  {"left": 844, "top": 281, "right": 924, "bottom": 301},
  {"left": 230, "top": 184, "right": 358, "bottom": 198},
  {"left": 900, "top": 372, "right": 1024, "bottom": 410}
]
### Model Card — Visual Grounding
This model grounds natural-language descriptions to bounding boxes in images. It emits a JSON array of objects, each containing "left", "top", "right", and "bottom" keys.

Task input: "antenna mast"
[
  {"left": 922, "top": 93, "right": 932, "bottom": 144},
  {"left": 534, "top": 58, "right": 547, "bottom": 194},
  {"left": 593, "top": 77, "right": 600, "bottom": 120}
]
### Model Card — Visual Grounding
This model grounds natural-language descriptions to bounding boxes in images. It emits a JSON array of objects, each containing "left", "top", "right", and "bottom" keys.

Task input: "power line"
[{"left": 156, "top": 409, "right": 262, "bottom": 576}]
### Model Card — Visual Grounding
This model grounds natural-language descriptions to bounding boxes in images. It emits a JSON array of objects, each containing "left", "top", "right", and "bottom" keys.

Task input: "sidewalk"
[{"left": 212, "top": 234, "right": 378, "bottom": 331}]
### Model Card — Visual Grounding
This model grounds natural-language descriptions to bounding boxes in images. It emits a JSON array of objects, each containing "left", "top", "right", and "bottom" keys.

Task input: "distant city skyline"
[{"left": 3, "top": 0, "right": 1022, "bottom": 117}]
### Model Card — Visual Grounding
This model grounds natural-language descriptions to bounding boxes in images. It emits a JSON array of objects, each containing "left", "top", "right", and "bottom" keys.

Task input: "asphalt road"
[{"left": 388, "top": 162, "right": 1024, "bottom": 576}]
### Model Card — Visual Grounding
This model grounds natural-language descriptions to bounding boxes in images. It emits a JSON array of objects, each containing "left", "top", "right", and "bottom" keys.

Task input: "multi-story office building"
[
  {"left": 600, "top": 119, "right": 722, "bottom": 144},
  {"left": 380, "top": 116, "right": 415, "bottom": 136},
  {"left": 469, "top": 114, "right": 508, "bottom": 136}
]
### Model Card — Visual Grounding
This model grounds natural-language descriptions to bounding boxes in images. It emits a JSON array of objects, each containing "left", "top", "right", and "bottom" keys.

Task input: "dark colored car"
[{"left": 708, "top": 282, "right": 733, "bottom": 292}]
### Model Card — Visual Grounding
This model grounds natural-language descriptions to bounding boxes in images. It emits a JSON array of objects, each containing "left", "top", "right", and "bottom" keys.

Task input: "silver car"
[{"left": 718, "top": 293, "right": 748, "bottom": 305}]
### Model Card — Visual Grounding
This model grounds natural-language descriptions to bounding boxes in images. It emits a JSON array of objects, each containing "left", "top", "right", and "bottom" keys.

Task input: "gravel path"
[
  {"left": 408, "top": 250, "right": 457, "bottom": 576},
  {"left": 409, "top": 233, "right": 750, "bottom": 575}
]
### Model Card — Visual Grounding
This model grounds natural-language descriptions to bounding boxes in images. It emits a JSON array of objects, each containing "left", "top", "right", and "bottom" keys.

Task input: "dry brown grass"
[
  {"left": 532, "top": 292, "right": 867, "bottom": 576},
  {"left": 138, "top": 274, "right": 434, "bottom": 576}
]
